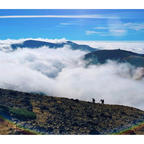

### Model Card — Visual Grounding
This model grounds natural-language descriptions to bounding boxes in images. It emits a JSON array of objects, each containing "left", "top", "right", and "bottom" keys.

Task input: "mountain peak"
[
  {"left": 11, "top": 39, "right": 97, "bottom": 52},
  {"left": 84, "top": 49, "right": 144, "bottom": 67}
]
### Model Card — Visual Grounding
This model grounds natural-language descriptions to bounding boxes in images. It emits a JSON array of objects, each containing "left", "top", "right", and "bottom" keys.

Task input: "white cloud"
[
  {"left": 123, "top": 23, "right": 144, "bottom": 31},
  {"left": 94, "top": 27, "right": 108, "bottom": 30},
  {"left": 85, "top": 30, "right": 103, "bottom": 35},
  {"left": 108, "top": 18, "right": 127, "bottom": 36},
  {"left": 0, "top": 39, "right": 144, "bottom": 109},
  {"left": 59, "top": 20, "right": 85, "bottom": 26},
  {"left": 109, "top": 29, "right": 126, "bottom": 36},
  {"left": 60, "top": 22, "right": 73, "bottom": 25},
  {"left": 85, "top": 29, "right": 126, "bottom": 37},
  {"left": 92, "top": 23, "right": 144, "bottom": 36},
  {"left": 0, "top": 14, "right": 116, "bottom": 19},
  {"left": 74, "top": 40, "right": 144, "bottom": 54},
  {"left": 90, "top": 20, "right": 144, "bottom": 37},
  {"left": 86, "top": 18, "right": 127, "bottom": 37}
]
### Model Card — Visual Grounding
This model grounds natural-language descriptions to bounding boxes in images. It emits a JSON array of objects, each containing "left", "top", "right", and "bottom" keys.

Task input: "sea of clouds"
[
  {"left": 0, "top": 38, "right": 144, "bottom": 109},
  {"left": 75, "top": 40, "right": 144, "bottom": 54}
]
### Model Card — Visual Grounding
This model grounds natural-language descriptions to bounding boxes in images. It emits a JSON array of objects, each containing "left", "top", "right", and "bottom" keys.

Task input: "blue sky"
[{"left": 0, "top": 9, "right": 144, "bottom": 41}]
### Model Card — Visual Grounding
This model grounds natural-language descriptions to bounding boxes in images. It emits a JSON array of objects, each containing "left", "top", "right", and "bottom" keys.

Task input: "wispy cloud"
[
  {"left": 85, "top": 30, "right": 103, "bottom": 35},
  {"left": 109, "top": 29, "right": 126, "bottom": 36},
  {"left": 60, "top": 20, "right": 80, "bottom": 25},
  {"left": 86, "top": 29, "right": 126, "bottom": 37},
  {"left": 89, "top": 21, "right": 144, "bottom": 37},
  {"left": 59, "top": 19, "right": 88, "bottom": 26},
  {"left": 60, "top": 22, "right": 73, "bottom": 25},
  {"left": 94, "top": 23, "right": 144, "bottom": 31},
  {"left": 86, "top": 18, "right": 127, "bottom": 37},
  {"left": 60, "top": 21, "right": 82, "bottom": 26},
  {"left": 108, "top": 18, "right": 127, "bottom": 36},
  {"left": 0, "top": 15, "right": 116, "bottom": 19},
  {"left": 94, "top": 27, "right": 108, "bottom": 30},
  {"left": 123, "top": 23, "right": 144, "bottom": 31}
]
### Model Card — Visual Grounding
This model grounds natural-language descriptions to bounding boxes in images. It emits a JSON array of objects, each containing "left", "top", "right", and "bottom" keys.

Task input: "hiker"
[
  {"left": 100, "top": 99, "right": 104, "bottom": 104},
  {"left": 92, "top": 98, "right": 95, "bottom": 103}
]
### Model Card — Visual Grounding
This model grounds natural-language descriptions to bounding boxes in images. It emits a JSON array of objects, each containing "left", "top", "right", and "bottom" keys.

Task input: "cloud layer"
[
  {"left": 0, "top": 39, "right": 144, "bottom": 109},
  {"left": 75, "top": 40, "right": 144, "bottom": 54}
]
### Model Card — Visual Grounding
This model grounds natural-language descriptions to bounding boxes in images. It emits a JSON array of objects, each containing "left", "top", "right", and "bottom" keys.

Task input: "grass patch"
[
  {"left": 0, "top": 104, "right": 36, "bottom": 121},
  {"left": 9, "top": 108, "right": 36, "bottom": 121}
]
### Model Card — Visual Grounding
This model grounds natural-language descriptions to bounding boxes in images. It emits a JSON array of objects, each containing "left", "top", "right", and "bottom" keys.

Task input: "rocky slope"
[{"left": 0, "top": 88, "right": 144, "bottom": 135}]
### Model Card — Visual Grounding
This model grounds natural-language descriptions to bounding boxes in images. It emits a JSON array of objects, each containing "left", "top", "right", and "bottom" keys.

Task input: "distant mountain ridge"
[
  {"left": 11, "top": 40, "right": 97, "bottom": 52},
  {"left": 84, "top": 49, "right": 144, "bottom": 67}
]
